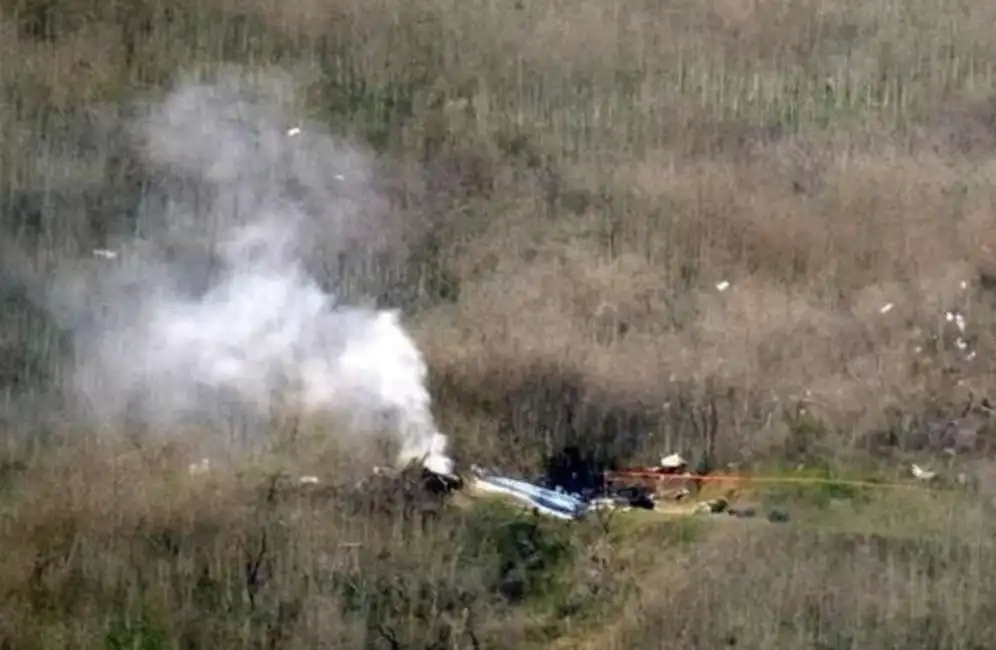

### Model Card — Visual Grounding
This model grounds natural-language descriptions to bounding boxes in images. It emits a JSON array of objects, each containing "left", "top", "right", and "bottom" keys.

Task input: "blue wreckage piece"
[{"left": 470, "top": 466, "right": 591, "bottom": 520}]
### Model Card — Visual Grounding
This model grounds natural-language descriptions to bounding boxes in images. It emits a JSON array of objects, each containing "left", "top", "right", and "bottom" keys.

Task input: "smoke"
[{"left": 56, "top": 73, "right": 451, "bottom": 472}]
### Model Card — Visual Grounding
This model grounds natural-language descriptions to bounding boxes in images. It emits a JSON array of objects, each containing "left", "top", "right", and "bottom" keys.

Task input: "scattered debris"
[
  {"left": 332, "top": 460, "right": 463, "bottom": 521},
  {"left": 604, "top": 453, "right": 701, "bottom": 502},
  {"left": 188, "top": 458, "right": 211, "bottom": 475},
  {"left": 945, "top": 311, "right": 967, "bottom": 332},
  {"left": 938, "top": 306, "right": 977, "bottom": 363},
  {"left": 911, "top": 464, "right": 937, "bottom": 481},
  {"left": 694, "top": 496, "right": 730, "bottom": 514}
]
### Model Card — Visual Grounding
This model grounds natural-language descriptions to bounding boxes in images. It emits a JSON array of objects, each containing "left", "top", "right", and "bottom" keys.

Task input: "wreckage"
[
  {"left": 281, "top": 450, "right": 767, "bottom": 523},
  {"left": 453, "top": 452, "right": 738, "bottom": 520},
  {"left": 468, "top": 464, "right": 592, "bottom": 520},
  {"left": 454, "top": 456, "right": 787, "bottom": 522},
  {"left": 604, "top": 452, "right": 699, "bottom": 500}
]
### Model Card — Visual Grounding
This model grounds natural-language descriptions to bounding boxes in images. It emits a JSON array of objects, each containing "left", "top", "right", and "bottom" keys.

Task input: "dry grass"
[{"left": 3, "top": 0, "right": 996, "bottom": 646}]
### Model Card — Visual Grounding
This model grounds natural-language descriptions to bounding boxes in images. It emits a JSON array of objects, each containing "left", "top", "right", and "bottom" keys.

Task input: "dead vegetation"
[{"left": 3, "top": 0, "right": 996, "bottom": 646}]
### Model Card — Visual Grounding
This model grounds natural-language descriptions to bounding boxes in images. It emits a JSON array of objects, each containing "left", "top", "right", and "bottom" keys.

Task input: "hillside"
[{"left": 2, "top": 0, "right": 996, "bottom": 647}]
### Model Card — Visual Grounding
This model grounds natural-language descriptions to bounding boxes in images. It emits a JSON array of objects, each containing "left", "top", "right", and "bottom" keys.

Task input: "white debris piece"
[
  {"left": 879, "top": 302, "right": 894, "bottom": 314},
  {"left": 93, "top": 249, "right": 118, "bottom": 260},
  {"left": 660, "top": 453, "right": 687, "bottom": 469},
  {"left": 298, "top": 475, "right": 320, "bottom": 485},
  {"left": 286, "top": 127, "right": 301, "bottom": 136},
  {"left": 588, "top": 497, "right": 624, "bottom": 511},
  {"left": 911, "top": 464, "right": 936, "bottom": 481},
  {"left": 715, "top": 280, "right": 731, "bottom": 292},
  {"left": 188, "top": 458, "right": 211, "bottom": 475}
]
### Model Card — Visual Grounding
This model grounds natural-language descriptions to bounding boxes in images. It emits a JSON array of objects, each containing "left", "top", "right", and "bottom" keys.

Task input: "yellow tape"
[{"left": 608, "top": 471, "right": 948, "bottom": 492}]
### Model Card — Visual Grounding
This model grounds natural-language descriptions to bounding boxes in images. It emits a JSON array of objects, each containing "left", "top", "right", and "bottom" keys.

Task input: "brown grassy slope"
[
  {"left": 5, "top": 0, "right": 995, "bottom": 465},
  {"left": 0, "top": 437, "right": 620, "bottom": 648},
  {"left": 4, "top": 437, "right": 995, "bottom": 650},
  {"left": 2, "top": 0, "right": 996, "bottom": 647}
]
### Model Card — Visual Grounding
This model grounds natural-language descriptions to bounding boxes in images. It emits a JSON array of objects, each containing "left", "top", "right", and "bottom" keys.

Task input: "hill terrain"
[{"left": 3, "top": 0, "right": 996, "bottom": 647}]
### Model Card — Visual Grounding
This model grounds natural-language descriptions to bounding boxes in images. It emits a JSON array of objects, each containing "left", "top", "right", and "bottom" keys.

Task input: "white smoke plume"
[{"left": 56, "top": 73, "right": 451, "bottom": 473}]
